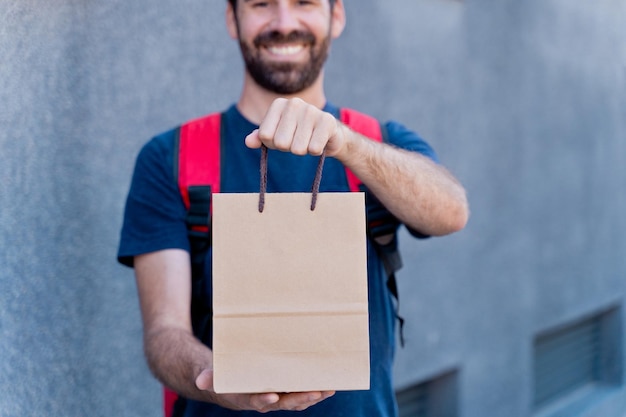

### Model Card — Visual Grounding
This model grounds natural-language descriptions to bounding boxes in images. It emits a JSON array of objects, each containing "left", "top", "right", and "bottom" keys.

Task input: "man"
[{"left": 118, "top": 0, "right": 469, "bottom": 415}]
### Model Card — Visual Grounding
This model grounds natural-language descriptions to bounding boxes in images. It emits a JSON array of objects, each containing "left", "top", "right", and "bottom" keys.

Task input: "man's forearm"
[
  {"left": 144, "top": 325, "right": 216, "bottom": 403},
  {"left": 336, "top": 125, "right": 469, "bottom": 236}
]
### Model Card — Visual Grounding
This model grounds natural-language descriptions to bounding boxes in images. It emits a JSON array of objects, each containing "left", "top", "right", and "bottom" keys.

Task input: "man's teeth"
[{"left": 267, "top": 45, "right": 304, "bottom": 55}]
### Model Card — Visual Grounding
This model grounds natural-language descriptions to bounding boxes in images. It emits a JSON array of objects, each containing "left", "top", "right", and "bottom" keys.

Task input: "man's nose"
[{"left": 268, "top": 4, "right": 301, "bottom": 33}]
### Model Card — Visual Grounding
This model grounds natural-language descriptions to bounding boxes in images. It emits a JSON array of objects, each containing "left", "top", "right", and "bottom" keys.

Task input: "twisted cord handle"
[{"left": 258, "top": 145, "right": 326, "bottom": 213}]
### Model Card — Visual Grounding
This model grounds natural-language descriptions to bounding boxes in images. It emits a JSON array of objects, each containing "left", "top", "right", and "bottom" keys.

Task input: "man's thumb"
[
  {"left": 245, "top": 129, "right": 262, "bottom": 149},
  {"left": 195, "top": 369, "right": 214, "bottom": 391}
]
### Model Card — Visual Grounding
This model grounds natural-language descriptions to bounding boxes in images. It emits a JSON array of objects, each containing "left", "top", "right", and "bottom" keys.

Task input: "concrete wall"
[
  {"left": 1, "top": 1, "right": 624, "bottom": 416},
  {"left": 378, "top": 2, "right": 626, "bottom": 417}
]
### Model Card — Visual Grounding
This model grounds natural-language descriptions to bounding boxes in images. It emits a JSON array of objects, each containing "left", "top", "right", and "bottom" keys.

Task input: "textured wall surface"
[
  {"left": 1, "top": 1, "right": 624, "bottom": 417},
  {"left": 381, "top": 2, "right": 626, "bottom": 417}
]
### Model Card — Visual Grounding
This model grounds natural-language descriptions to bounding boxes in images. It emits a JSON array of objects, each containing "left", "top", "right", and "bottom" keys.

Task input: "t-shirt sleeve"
[
  {"left": 382, "top": 120, "right": 439, "bottom": 239},
  {"left": 383, "top": 120, "right": 439, "bottom": 164},
  {"left": 117, "top": 129, "right": 190, "bottom": 267}
]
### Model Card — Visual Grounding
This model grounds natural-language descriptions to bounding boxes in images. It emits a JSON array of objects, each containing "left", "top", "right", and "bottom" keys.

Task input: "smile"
[{"left": 266, "top": 44, "right": 306, "bottom": 56}]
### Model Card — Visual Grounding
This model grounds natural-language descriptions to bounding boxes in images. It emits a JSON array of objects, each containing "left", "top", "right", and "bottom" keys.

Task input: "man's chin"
[
  {"left": 253, "top": 72, "right": 314, "bottom": 95},
  {"left": 262, "top": 83, "right": 308, "bottom": 95}
]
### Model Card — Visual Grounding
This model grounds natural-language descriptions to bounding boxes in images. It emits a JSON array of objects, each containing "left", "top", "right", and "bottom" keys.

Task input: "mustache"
[{"left": 253, "top": 31, "right": 316, "bottom": 48}]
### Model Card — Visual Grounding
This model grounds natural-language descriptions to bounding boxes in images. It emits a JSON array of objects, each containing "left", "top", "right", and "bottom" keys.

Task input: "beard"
[{"left": 239, "top": 29, "right": 331, "bottom": 95}]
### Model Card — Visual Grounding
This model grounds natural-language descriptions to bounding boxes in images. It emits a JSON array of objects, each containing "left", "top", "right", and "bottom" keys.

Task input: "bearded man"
[{"left": 117, "top": 1, "right": 468, "bottom": 416}]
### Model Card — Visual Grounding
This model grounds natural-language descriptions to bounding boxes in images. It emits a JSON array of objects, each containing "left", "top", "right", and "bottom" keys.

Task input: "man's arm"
[
  {"left": 134, "top": 249, "right": 334, "bottom": 412},
  {"left": 245, "top": 98, "right": 469, "bottom": 235},
  {"left": 334, "top": 127, "right": 468, "bottom": 236}
]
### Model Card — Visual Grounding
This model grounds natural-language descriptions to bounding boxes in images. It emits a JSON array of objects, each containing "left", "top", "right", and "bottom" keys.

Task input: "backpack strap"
[
  {"left": 166, "top": 112, "right": 222, "bottom": 417},
  {"left": 176, "top": 113, "right": 222, "bottom": 272},
  {"left": 177, "top": 112, "right": 222, "bottom": 216},
  {"left": 340, "top": 108, "right": 405, "bottom": 347},
  {"left": 340, "top": 108, "right": 383, "bottom": 191}
]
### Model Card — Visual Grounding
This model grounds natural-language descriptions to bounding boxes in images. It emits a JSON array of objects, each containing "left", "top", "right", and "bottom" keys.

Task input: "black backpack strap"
[
  {"left": 186, "top": 185, "right": 212, "bottom": 272},
  {"left": 364, "top": 185, "right": 406, "bottom": 347},
  {"left": 174, "top": 113, "right": 223, "bottom": 346},
  {"left": 341, "top": 111, "right": 408, "bottom": 347},
  {"left": 186, "top": 186, "right": 214, "bottom": 344},
  {"left": 170, "top": 396, "right": 187, "bottom": 417}
]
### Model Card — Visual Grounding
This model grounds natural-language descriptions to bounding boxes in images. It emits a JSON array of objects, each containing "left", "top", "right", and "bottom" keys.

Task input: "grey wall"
[{"left": 1, "top": 1, "right": 624, "bottom": 417}]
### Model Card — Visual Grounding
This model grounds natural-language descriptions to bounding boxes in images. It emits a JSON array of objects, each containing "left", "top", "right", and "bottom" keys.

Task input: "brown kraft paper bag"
[{"left": 211, "top": 149, "right": 370, "bottom": 394}]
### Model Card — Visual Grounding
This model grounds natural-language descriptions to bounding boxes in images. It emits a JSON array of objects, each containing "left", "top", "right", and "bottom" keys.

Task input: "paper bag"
[{"left": 212, "top": 190, "right": 370, "bottom": 394}]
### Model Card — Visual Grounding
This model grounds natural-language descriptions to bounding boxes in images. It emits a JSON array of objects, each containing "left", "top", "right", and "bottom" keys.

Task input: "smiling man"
[
  {"left": 117, "top": 1, "right": 469, "bottom": 416},
  {"left": 236, "top": 0, "right": 331, "bottom": 95}
]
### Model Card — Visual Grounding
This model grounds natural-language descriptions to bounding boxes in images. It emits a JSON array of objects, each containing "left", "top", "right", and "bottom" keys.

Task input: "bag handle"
[{"left": 258, "top": 144, "right": 327, "bottom": 213}]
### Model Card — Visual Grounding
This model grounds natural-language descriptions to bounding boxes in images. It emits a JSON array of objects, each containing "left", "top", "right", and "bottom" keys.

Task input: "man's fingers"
[
  {"left": 272, "top": 113, "right": 298, "bottom": 151},
  {"left": 308, "top": 125, "right": 328, "bottom": 156},
  {"left": 274, "top": 391, "right": 331, "bottom": 411},
  {"left": 320, "top": 390, "right": 336, "bottom": 400},
  {"left": 250, "top": 393, "right": 280, "bottom": 410},
  {"left": 247, "top": 98, "right": 343, "bottom": 157},
  {"left": 317, "top": 116, "right": 345, "bottom": 157},
  {"left": 257, "top": 98, "right": 288, "bottom": 145},
  {"left": 215, "top": 390, "right": 333, "bottom": 413}
]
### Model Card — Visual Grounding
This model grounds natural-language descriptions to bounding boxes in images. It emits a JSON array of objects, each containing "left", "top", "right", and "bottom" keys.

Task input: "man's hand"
[
  {"left": 243, "top": 96, "right": 468, "bottom": 237},
  {"left": 195, "top": 369, "right": 335, "bottom": 413},
  {"left": 245, "top": 97, "right": 348, "bottom": 158}
]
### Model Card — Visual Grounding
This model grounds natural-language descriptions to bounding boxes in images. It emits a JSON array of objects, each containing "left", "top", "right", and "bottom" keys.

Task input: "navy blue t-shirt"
[{"left": 118, "top": 103, "right": 438, "bottom": 417}]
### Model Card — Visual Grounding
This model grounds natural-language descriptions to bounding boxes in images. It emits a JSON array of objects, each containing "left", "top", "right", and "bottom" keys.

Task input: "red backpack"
[{"left": 164, "top": 108, "right": 403, "bottom": 417}]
